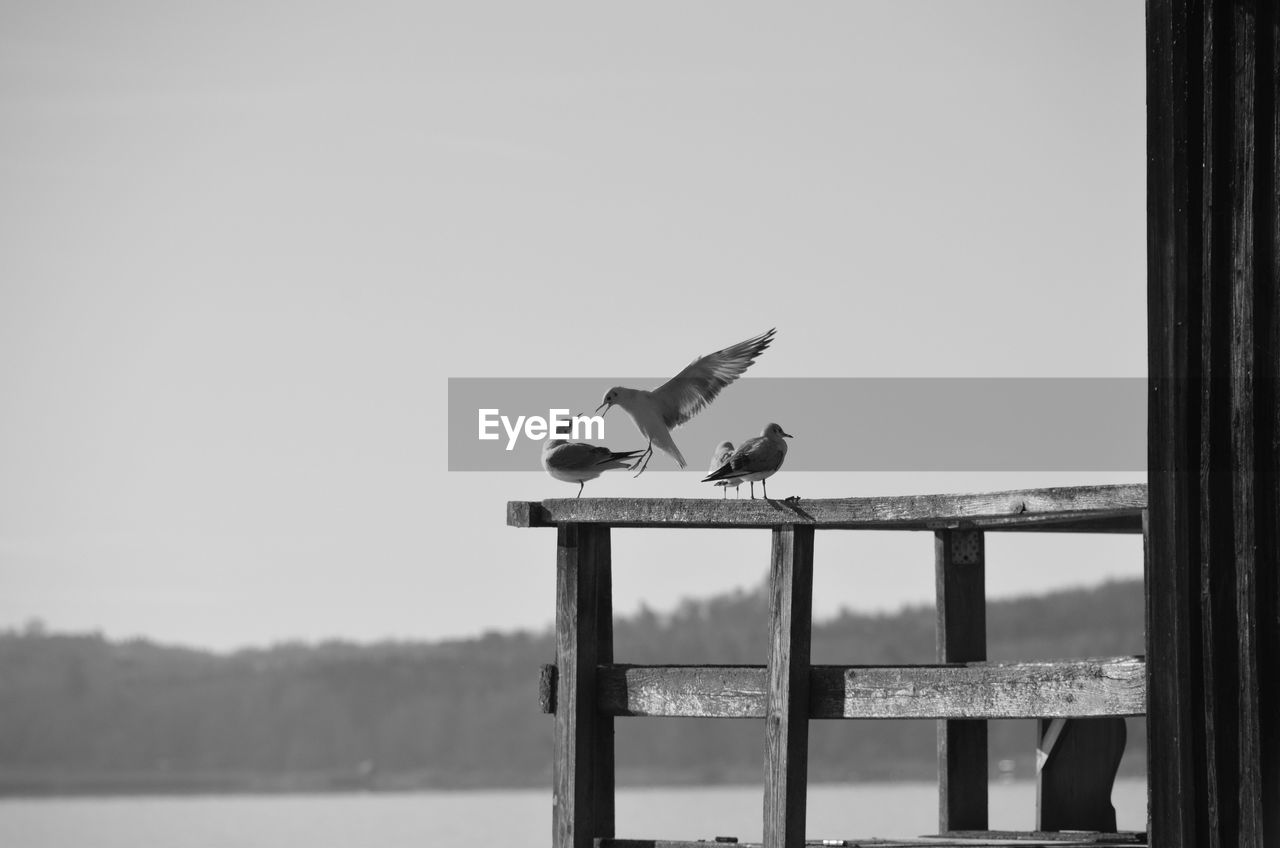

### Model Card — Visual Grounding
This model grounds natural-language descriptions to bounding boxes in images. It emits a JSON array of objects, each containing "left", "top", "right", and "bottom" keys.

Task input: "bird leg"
[
  {"left": 762, "top": 479, "right": 768, "bottom": 500},
  {"left": 577, "top": 481, "right": 584, "bottom": 498},
  {"left": 721, "top": 487, "right": 726, "bottom": 500},
  {"left": 750, "top": 481, "right": 756, "bottom": 499},
  {"left": 631, "top": 441, "right": 654, "bottom": 477}
]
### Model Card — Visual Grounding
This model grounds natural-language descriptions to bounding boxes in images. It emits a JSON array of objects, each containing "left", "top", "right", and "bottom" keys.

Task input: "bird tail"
[
  {"left": 701, "top": 462, "right": 735, "bottom": 483},
  {"left": 600, "top": 449, "right": 644, "bottom": 465}
]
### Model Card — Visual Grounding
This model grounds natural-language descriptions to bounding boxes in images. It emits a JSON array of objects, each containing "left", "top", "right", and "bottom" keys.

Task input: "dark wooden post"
[
  {"left": 763, "top": 525, "right": 814, "bottom": 848},
  {"left": 1147, "top": 0, "right": 1280, "bottom": 844},
  {"left": 935, "top": 529, "right": 987, "bottom": 832},
  {"left": 553, "top": 524, "right": 615, "bottom": 848}
]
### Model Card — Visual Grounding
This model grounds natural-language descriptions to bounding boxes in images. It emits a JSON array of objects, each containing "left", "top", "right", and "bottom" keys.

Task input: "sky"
[{"left": 0, "top": 1, "right": 1149, "bottom": 651}]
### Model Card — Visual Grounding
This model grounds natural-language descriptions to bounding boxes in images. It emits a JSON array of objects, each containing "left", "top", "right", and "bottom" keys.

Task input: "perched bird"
[
  {"left": 708, "top": 441, "right": 742, "bottom": 499},
  {"left": 595, "top": 328, "right": 776, "bottom": 476},
  {"left": 701, "top": 423, "right": 793, "bottom": 500},
  {"left": 542, "top": 439, "right": 644, "bottom": 497}
]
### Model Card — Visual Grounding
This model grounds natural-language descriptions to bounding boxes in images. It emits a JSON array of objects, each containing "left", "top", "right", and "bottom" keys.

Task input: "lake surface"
[{"left": 0, "top": 778, "right": 1147, "bottom": 847}]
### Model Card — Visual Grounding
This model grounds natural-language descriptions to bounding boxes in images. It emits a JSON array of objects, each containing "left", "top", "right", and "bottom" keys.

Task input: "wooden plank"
[
  {"left": 1148, "top": 0, "right": 1280, "bottom": 844},
  {"left": 1145, "top": 0, "right": 1202, "bottom": 840},
  {"left": 539, "top": 663, "right": 557, "bottom": 714},
  {"left": 936, "top": 529, "right": 987, "bottom": 832},
  {"left": 1036, "top": 717, "right": 1126, "bottom": 831},
  {"left": 936, "top": 833, "right": 1145, "bottom": 846},
  {"left": 1227, "top": 0, "right": 1264, "bottom": 839},
  {"left": 1267, "top": 0, "right": 1280, "bottom": 831},
  {"left": 595, "top": 658, "right": 1147, "bottom": 720},
  {"left": 592, "top": 528, "right": 616, "bottom": 843},
  {"left": 763, "top": 526, "right": 814, "bottom": 848},
  {"left": 598, "top": 836, "right": 1147, "bottom": 848},
  {"left": 554, "top": 524, "right": 611, "bottom": 848},
  {"left": 507, "top": 485, "right": 1146, "bottom": 531}
]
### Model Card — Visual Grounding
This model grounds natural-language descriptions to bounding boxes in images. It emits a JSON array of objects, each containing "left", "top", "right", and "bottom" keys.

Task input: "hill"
[{"left": 0, "top": 579, "right": 1145, "bottom": 794}]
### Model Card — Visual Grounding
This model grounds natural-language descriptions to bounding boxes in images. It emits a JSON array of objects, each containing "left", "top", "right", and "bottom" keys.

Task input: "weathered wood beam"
[
  {"left": 592, "top": 658, "right": 1146, "bottom": 720},
  {"left": 598, "top": 835, "right": 1147, "bottom": 848},
  {"left": 1147, "top": 0, "right": 1280, "bottom": 843},
  {"left": 763, "top": 526, "right": 814, "bottom": 848},
  {"left": 508, "top": 485, "right": 1146, "bottom": 531},
  {"left": 554, "top": 524, "right": 613, "bottom": 848},
  {"left": 936, "top": 529, "right": 987, "bottom": 832}
]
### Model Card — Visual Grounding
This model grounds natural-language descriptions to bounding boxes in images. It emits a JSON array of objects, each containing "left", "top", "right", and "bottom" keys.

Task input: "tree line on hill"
[{"left": 0, "top": 578, "right": 1145, "bottom": 794}]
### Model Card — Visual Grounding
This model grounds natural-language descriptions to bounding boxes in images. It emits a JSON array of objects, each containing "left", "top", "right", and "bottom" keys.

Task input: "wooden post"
[
  {"left": 763, "top": 525, "right": 814, "bottom": 848},
  {"left": 935, "top": 529, "right": 987, "bottom": 832},
  {"left": 1036, "top": 717, "right": 1126, "bottom": 831},
  {"left": 1147, "top": 0, "right": 1280, "bottom": 843},
  {"left": 553, "top": 524, "right": 614, "bottom": 848}
]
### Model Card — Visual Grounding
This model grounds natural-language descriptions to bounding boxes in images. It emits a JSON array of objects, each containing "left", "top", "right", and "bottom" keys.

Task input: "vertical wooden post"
[
  {"left": 592, "top": 528, "right": 616, "bottom": 839},
  {"left": 1147, "top": 0, "right": 1280, "bottom": 844},
  {"left": 763, "top": 525, "right": 814, "bottom": 848},
  {"left": 553, "top": 524, "right": 614, "bottom": 848},
  {"left": 935, "top": 529, "right": 987, "bottom": 832}
]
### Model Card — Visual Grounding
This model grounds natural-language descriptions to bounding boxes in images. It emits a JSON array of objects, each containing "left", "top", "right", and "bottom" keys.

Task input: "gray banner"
[{"left": 447, "top": 377, "right": 1146, "bottom": 472}]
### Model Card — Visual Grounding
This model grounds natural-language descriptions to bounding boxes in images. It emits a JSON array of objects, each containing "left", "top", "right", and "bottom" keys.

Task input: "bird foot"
[{"left": 783, "top": 495, "right": 801, "bottom": 503}]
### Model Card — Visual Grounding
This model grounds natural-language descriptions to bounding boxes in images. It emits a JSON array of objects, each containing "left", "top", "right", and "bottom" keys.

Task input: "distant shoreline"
[{"left": 0, "top": 759, "right": 1147, "bottom": 800}]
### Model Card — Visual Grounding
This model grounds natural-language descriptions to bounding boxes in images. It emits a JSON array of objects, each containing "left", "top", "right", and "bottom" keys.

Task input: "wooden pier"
[
  {"left": 510, "top": 485, "right": 1149, "bottom": 848},
  {"left": 505, "top": 0, "right": 1280, "bottom": 840}
]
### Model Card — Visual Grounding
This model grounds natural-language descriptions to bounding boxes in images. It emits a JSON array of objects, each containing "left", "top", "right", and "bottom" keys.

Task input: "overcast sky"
[{"left": 1, "top": 1, "right": 1147, "bottom": 650}]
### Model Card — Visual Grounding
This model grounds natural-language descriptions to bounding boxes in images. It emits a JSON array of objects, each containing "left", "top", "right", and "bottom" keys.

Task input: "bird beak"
[
  {"left": 782, "top": 431, "right": 794, "bottom": 438},
  {"left": 594, "top": 401, "right": 611, "bottom": 415}
]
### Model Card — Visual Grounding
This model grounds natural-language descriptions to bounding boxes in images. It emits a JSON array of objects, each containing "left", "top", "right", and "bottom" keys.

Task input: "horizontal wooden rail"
[
  {"left": 508, "top": 484, "right": 1146, "bottom": 531},
  {"left": 597, "top": 833, "right": 1146, "bottom": 847},
  {"left": 537, "top": 657, "right": 1145, "bottom": 720}
]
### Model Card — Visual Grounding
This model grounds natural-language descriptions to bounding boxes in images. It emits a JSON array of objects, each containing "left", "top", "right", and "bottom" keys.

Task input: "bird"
[
  {"left": 594, "top": 328, "right": 776, "bottom": 476},
  {"left": 708, "top": 441, "right": 742, "bottom": 499},
  {"left": 701, "top": 423, "right": 793, "bottom": 500},
  {"left": 541, "top": 439, "right": 644, "bottom": 497}
]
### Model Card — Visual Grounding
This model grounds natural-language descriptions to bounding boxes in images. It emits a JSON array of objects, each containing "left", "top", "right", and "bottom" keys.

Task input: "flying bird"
[
  {"left": 595, "top": 328, "right": 776, "bottom": 476},
  {"left": 701, "top": 423, "right": 793, "bottom": 500},
  {"left": 542, "top": 439, "right": 644, "bottom": 497},
  {"left": 708, "top": 441, "right": 742, "bottom": 499}
]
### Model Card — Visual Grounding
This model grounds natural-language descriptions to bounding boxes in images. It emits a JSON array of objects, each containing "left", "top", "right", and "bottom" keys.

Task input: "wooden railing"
[{"left": 509, "top": 484, "right": 1148, "bottom": 848}]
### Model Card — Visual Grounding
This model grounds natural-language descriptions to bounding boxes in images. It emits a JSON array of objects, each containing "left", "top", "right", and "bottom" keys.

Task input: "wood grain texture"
[
  {"left": 599, "top": 836, "right": 1147, "bottom": 848},
  {"left": 594, "top": 658, "right": 1146, "bottom": 720},
  {"left": 1146, "top": 0, "right": 1210, "bottom": 843},
  {"left": 539, "top": 663, "right": 557, "bottom": 714},
  {"left": 553, "top": 524, "right": 612, "bottom": 848},
  {"left": 507, "top": 485, "right": 1146, "bottom": 531},
  {"left": 592, "top": 528, "right": 616, "bottom": 842},
  {"left": 763, "top": 526, "right": 814, "bottom": 848},
  {"left": 1148, "top": 0, "right": 1280, "bottom": 844}
]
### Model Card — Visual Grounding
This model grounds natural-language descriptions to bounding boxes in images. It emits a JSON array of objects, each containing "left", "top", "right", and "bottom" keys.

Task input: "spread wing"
[{"left": 650, "top": 328, "right": 775, "bottom": 429}]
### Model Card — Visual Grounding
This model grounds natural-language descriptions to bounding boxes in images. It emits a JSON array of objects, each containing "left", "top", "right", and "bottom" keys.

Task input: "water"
[{"left": 0, "top": 779, "right": 1147, "bottom": 847}]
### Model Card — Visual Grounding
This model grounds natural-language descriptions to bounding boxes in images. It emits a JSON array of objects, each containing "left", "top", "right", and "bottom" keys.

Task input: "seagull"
[
  {"left": 708, "top": 441, "right": 742, "bottom": 499},
  {"left": 700, "top": 423, "right": 793, "bottom": 500},
  {"left": 594, "top": 328, "right": 776, "bottom": 476},
  {"left": 541, "top": 439, "right": 644, "bottom": 498}
]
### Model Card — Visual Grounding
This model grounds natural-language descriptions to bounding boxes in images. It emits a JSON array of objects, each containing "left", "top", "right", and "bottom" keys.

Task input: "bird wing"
[
  {"left": 650, "top": 328, "right": 775, "bottom": 429},
  {"left": 703, "top": 435, "right": 782, "bottom": 480},
  {"left": 709, "top": 442, "right": 735, "bottom": 472}
]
